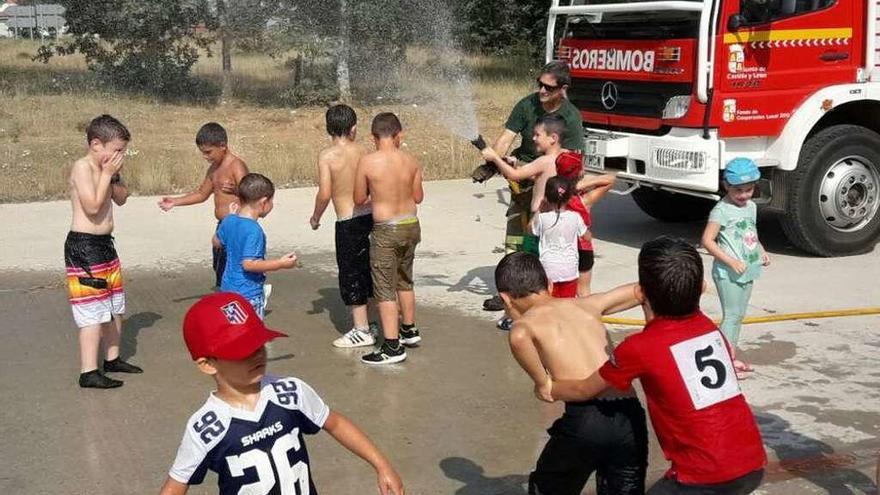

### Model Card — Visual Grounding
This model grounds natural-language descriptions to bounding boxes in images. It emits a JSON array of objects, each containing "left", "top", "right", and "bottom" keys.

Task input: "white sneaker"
[{"left": 333, "top": 328, "right": 376, "bottom": 348}]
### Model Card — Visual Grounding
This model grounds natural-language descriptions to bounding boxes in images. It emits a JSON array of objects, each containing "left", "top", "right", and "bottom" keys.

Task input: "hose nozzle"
[{"left": 470, "top": 134, "right": 487, "bottom": 151}]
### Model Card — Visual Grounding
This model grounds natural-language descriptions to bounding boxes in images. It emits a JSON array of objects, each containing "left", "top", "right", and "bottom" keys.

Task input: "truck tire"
[
  {"left": 780, "top": 125, "right": 880, "bottom": 256},
  {"left": 631, "top": 187, "right": 715, "bottom": 222}
]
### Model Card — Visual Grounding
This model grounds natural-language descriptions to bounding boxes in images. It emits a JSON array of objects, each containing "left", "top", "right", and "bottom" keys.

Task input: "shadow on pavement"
[
  {"left": 440, "top": 457, "right": 528, "bottom": 495},
  {"left": 757, "top": 412, "right": 877, "bottom": 494},
  {"left": 308, "top": 287, "right": 351, "bottom": 336},
  {"left": 121, "top": 311, "right": 162, "bottom": 359}
]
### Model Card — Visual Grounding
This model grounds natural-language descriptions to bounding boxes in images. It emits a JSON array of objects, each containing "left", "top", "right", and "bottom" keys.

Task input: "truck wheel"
[
  {"left": 631, "top": 187, "right": 715, "bottom": 222},
  {"left": 781, "top": 124, "right": 880, "bottom": 256}
]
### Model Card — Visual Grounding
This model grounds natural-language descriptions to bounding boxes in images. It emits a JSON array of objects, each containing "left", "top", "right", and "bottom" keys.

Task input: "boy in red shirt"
[{"left": 548, "top": 236, "right": 766, "bottom": 494}]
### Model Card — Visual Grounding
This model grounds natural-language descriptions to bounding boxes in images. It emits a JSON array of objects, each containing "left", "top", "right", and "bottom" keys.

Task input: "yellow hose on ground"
[{"left": 601, "top": 307, "right": 880, "bottom": 327}]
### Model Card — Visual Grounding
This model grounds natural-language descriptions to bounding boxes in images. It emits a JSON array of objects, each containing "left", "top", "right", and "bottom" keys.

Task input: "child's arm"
[
  {"left": 701, "top": 221, "right": 746, "bottom": 274},
  {"left": 412, "top": 161, "right": 424, "bottom": 205},
  {"left": 551, "top": 371, "right": 609, "bottom": 402},
  {"left": 323, "top": 411, "right": 405, "bottom": 495},
  {"left": 509, "top": 321, "right": 552, "bottom": 401},
  {"left": 158, "top": 175, "right": 213, "bottom": 211},
  {"left": 580, "top": 283, "right": 642, "bottom": 316},
  {"left": 310, "top": 151, "right": 333, "bottom": 230},
  {"left": 72, "top": 153, "right": 122, "bottom": 216},
  {"left": 577, "top": 174, "right": 615, "bottom": 206},
  {"left": 242, "top": 253, "right": 298, "bottom": 273},
  {"left": 480, "top": 147, "right": 541, "bottom": 182},
  {"left": 158, "top": 477, "right": 188, "bottom": 495},
  {"left": 759, "top": 243, "right": 771, "bottom": 266},
  {"left": 354, "top": 158, "right": 370, "bottom": 206}
]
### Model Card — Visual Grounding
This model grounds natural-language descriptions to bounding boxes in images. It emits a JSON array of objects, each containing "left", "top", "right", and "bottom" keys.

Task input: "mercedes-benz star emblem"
[{"left": 601, "top": 81, "right": 619, "bottom": 110}]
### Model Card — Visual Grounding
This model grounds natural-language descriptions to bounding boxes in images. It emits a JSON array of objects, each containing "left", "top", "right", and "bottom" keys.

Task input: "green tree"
[{"left": 37, "top": 0, "right": 217, "bottom": 96}]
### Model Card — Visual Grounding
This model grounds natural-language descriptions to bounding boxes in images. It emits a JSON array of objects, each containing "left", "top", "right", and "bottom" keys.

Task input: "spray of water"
[{"left": 385, "top": 0, "right": 481, "bottom": 142}]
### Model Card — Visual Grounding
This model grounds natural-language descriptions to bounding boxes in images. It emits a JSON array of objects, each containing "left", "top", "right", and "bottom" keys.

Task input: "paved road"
[{"left": 0, "top": 179, "right": 877, "bottom": 494}]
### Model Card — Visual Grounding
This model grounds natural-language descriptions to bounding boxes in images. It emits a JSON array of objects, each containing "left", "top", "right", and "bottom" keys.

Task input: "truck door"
[{"left": 716, "top": 0, "right": 858, "bottom": 138}]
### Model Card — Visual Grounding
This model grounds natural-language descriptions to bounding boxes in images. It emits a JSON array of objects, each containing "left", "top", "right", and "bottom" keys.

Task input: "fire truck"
[{"left": 547, "top": 0, "right": 880, "bottom": 256}]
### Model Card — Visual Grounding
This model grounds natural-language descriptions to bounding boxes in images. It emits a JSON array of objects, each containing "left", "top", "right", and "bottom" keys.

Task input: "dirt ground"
[{"left": 0, "top": 179, "right": 877, "bottom": 494}]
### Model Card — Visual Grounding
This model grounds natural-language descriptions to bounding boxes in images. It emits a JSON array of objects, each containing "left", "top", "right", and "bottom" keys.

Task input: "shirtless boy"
[
  {"left": 480, "top": 114, "right": 568, "bottom": 215},
  {"left": 66, "top": 114, "right": 143, "bottom": 389},
  {"left": 354, "top": 112, "right": 424, "bottom": 365},
  {"left": 158, "top": 123, "right": 249, "bottom": 288},
  {"left": 495, "top": 252, "right": 648, "bottom": 494},
  {"left": 309, "top": 104, "right": 375, "bottom": 348}
]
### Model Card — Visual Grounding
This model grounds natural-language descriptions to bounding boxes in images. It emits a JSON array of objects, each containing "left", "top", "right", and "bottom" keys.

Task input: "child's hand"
[
  {"left": 761, "top": 252, "right": 771, "bottom": 267},
  {"left": 220, "top": 179, "right": 236, "bottom": 194},
  {"left": 228, "top": 202, "right": 240, "bottom": 215},
  {"left": 158, "top": 197, "right": 175, "bottom": 211},
  {"left": 730, "top": 260, "right": 747, "bottom": 274},
  {"left": 309, "top": 216, "right": 320, "bottom": 230},
  {"left": 534, "top": 374, "right": 553, "bottom": 403},
  {"left": 277, "top": 252, "right": 298, "bottom": 269},
  {"left": 376, "top": 466, "right": 404, "bottom": 495},
  {"left": 102, "top": 151, "right": 125, "bottom": 176},
  {"left": 480, "top": 147, "right": 500, "bottom": 162}
]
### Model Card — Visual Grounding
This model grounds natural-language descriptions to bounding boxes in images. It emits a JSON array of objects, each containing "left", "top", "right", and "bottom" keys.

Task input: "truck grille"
[{"left": 568, "top": 78, "right": 692, "bottom": 119}]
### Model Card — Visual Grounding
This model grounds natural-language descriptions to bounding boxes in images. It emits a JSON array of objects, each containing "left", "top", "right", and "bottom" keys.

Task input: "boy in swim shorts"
[
  {"left": 354, "top": 113, "right": 424, "bottom": 365},
  {"left": 309, "top": 104, "right": 376, "bottom": 348},
  {"left": 66, "top": 114, "right": 143, "bottom": 389}
]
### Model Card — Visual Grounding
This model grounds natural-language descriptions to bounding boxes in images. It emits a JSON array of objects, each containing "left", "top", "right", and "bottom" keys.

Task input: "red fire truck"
[{"left": 548, "top": 0, "right": 880, "bottom": 256}]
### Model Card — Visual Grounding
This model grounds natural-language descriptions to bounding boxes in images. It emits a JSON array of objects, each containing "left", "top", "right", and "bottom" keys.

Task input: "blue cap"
[{"left": 723, "top": 157, "right": 760, "bottom": 185}]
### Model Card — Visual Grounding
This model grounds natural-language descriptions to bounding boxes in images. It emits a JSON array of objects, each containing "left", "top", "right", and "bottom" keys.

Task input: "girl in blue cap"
[{"left": 701, "top": 157, "right": 771, "bottom": 378}]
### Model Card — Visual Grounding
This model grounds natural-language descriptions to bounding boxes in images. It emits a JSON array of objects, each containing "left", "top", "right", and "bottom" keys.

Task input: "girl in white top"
[{"left": 530, "top": 176, "right": 589, "bottom": 298}]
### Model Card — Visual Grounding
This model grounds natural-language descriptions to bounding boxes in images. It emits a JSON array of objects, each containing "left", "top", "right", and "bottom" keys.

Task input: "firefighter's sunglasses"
[{"left": 537, "top": 79, "right": 562, "bottom": 92}]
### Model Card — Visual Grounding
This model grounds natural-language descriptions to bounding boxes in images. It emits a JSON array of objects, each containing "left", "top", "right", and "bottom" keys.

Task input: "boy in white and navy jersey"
[{"left": 159, "top": 292, "right": 404, "bottom": 495}]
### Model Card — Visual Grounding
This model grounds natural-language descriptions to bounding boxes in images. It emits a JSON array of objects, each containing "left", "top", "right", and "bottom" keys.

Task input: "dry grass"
[{"left": 0, "top": 39, "right": 534, "bottom": 202}]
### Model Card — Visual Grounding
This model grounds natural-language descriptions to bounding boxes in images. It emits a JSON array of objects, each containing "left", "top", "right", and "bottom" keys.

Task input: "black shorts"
[
  {"left": 646, "top": 469, "right": 764, "bottom": 495},
  {"left": 578, "top": 249, "right": 594, "bottom": 272},
  {"left": 529, "top": 397, "right": 648, "bottom": 495},
  {"left": 335, "top": 214, "right": 373, "bottom": 306}
]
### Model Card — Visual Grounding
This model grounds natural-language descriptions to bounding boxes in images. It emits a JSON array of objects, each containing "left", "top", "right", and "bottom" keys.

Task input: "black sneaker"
[
  {"left": 483, "top": 295, "right": 505, "bottom": 312},
  {"left": 496, "top": 317, "right": 513, "bottom": 331},
  {"left": 79, "top": 370, "right": 123, "bottom": 389},
  {"left": 103, "top": 358, "right": 143, "bottom": 374},
  {"left": 399, "top": 325, "right": 421, "bottom": 346},
  {"left": 361, "top": 341, "right": 406, "bottom": 365}
]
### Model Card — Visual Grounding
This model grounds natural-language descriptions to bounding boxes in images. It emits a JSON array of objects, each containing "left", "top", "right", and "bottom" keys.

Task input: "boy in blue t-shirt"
[{"left": 215, "top": 173, "right": 297, "bottom": 318}]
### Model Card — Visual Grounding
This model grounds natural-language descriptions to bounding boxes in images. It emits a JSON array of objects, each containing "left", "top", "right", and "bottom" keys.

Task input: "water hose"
[{"left": 602, "top": 307, "right": 880, "bottom": 327}]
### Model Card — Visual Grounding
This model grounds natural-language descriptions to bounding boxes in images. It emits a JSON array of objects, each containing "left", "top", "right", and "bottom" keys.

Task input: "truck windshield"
[
  {"left": 564, "top": 12, "right": 700, "bottom": 39},
  {"left": 561, "top": 1, "right": 701, "bottom": 40}
]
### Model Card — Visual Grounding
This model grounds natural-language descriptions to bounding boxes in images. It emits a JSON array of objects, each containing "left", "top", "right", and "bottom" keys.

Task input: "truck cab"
[{"left": 548, "top": 0, "right": 880, "bottom": 255}]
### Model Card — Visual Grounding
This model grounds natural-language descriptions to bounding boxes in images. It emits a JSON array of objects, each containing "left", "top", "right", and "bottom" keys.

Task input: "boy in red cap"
[
  {"left": 555, "top": 151, "right": 615, "bottom": 296},
  {"left": 159, "top": 292, "right": 404, "bottom": 495}
]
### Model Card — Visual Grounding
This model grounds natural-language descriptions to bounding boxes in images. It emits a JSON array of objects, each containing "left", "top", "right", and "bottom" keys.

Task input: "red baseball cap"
[
  {"left": 183, "top": 292, "right": 287, "bottom": 360},
  {"left": 556, "top": 151, "right": 584, "bottom": 180}
]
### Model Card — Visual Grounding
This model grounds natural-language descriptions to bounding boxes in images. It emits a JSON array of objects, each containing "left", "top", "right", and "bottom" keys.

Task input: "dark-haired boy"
[
  {"left": 549, "top": 236, "right": 767, "bottom": 494},
  {"left": 158, "top": 122, "right": 249, "bottom": 288},
  {"left": 495, "top": 252, "right": 648, "bottom": 495},
  {"left": 66, "top": 114, "right": 142, "bottom": 389},
  {"left": 354, "top": 112, "right": 424, "bottom": 365},
  {"left": 309, "top": 104, "right": 376, "bottom": 348},
  {"left": 215, "top": 173, "right": 297, "bottom": 318}
]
